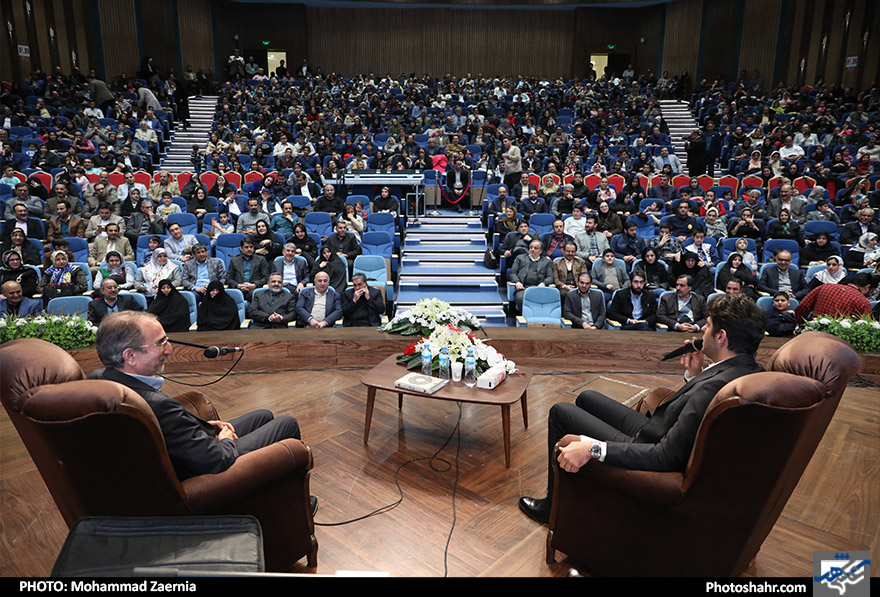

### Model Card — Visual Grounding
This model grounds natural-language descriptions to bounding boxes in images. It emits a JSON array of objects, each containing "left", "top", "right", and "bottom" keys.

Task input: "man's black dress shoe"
[
  {"left": 310, "top": 496, "right": 318, "bottom": 516},
  {"left": 518, "top": 496, "right": 550, "bottom": 523}
]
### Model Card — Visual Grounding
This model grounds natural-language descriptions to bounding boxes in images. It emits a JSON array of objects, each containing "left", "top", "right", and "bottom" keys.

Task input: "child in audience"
[
  {"left": 766, "top": 291, "right": 797, "bottom": 337},
  {"left": 156, "top": 191, "right": 182, "bottom": 221}
]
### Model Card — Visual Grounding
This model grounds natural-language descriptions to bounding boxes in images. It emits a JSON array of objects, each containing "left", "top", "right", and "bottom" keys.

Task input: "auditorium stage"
[{"left": 3, "top": 329, "right": 877, "bottom": 577}]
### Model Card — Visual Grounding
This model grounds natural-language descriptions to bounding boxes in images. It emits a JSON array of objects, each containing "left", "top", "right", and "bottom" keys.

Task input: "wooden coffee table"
[{"left": 361, "top": 355, "right": 533, "bottom": 467}]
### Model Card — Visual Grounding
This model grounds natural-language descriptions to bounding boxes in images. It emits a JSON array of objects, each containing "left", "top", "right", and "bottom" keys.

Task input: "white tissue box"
[{"left": 477, "top": 365, "right": 507, "bottom": 390}]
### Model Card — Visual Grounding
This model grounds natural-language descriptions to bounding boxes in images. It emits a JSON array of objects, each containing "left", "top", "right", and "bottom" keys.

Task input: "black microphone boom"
[
  {"left": 203, "top": 346, "right": 244, "bottom": 358},
  {"left": 660, "top": 338, "right": 703, "bottom": 361}
]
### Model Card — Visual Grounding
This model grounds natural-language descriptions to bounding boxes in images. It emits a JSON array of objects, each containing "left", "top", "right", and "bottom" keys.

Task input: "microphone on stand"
[
  {"left": 167, "top": 338, "right": 244, "bottom": 359},
  {"left": 660, "top": 338, "right": 703, "bottom": 361}
]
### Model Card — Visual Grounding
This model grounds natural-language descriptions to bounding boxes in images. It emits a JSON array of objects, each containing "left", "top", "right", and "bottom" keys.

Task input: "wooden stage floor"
[{"left": 1, "top": 329, "right": 878, "bottom": 577}]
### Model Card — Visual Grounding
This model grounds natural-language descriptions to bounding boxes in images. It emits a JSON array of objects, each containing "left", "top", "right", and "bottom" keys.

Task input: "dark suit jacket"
[
  {"left": 757, "top": 266, "right": 808, "bottom": 299},
  {"left": 226, "top": 254, "right": 270, "bottom": 289},
  {"left": 0, "top": 296, "right": 43, "bottom": 318},
  {"left": 271, "top": 257, "right": 310, "bottom": 291},
  {"left": 2, "top": 217, "right": 44, "bottom": 241},
  {"left": 323, "top": 232, "right": 361, "bottom": 261},
  {"left": 657, "top": 291, "right": 708, "bottom": 330},
  {"left": 99, "top": 368, "right": 239, "bottom": 480},
  {"left": 604, "top": 354, "right": 763, "bottom": 471},
  {"left": 606, "top": 288, "right": 658, "bottom": 329},
  {"left": 87, "top": 294, "right": 144, "bottom": 325},
  {"left": 647, "top": 185, "right": 680, "bottom": 203},
  {"left": 295, "top": 286, "right": 342, "bottom": 327},
  {"left": 247, "top": 289, "right": 297, "bottom": 328},
  {"left": 563, "top": 288, "right": 606, "bottom": 329},
  {"left": 341, "top": 286, "right": 385, "bottom": 327}
]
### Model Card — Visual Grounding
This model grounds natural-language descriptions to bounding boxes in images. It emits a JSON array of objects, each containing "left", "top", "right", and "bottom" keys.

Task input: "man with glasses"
[
  {"left": 757, "top": 250, "right": 808, "bottom": 300},
  {"left": 95, "top": 311, "right": 309, "bottom": 491}
]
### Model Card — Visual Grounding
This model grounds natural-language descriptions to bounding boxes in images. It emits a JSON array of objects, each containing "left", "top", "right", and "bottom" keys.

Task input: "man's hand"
[
  {"left": 679, "top": 337, "right": 704, "bottom": 378},
  {"left": 557, "top": 440, "right": 593, "bottom": 473},
  {"left": 209, "top": 420, "right": 238, "bottom": 440}
]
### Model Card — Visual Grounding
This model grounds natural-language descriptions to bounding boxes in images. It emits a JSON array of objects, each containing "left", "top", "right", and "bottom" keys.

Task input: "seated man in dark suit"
[
  {"left": 247, "top": 273, "right": 297, "bottom": 329},
  {"left": 519, "top": 293, "right": 766, "bottom": 522},
  {"left": 341, "top": 273, "right": 385, "bottom": 327},
  {"left": 272, "top": 243, "right": 309, "bottom": 296},
  {"left": 562, "top": 272, "right": 606, "bottom": 330},
  {"left": 757, "top": 250, "right": 808, "bottom": 300},
  {"left": 226, "top": 237, "right": 270, "bottom": 301},
  {"left": 0, "top": 280, "right": 43, "bottom": 318},
  {"left": 87, "top": 278, "right": 144, "bottom": 325},
  {"left": 295, "top": 271, "right": 342, "bottom": 328},
  {"left": 606, "top": 272, "right": 658, "bottom": 330},
  {"left": 657, "top": 274, "right": 708, "bottom": 332},
  {"left": 95, "top": 311, "right": 307, "bottom": 490}
]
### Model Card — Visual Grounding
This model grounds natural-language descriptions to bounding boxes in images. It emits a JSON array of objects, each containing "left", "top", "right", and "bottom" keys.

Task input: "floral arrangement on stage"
[
  {"left": 798, "top": 316, "right": 880, "bottom": 353},
  {"left": 397, "top": 324, "right": 516, "bottom": 376},
  {"left": 378, "top": 298, "right": 482, "bottom": 336},
  {"left": 0, "top": 314, "right": 97, "bottom": 350}
]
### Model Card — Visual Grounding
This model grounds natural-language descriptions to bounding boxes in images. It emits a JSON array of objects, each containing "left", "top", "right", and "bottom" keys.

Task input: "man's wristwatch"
[{"left": 590, "top": 442, "right": 602, "bottom": 460}]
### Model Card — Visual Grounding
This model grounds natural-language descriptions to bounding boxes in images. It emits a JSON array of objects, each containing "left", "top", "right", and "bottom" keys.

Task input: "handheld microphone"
[
  {"left": 203, "top": 346, "right": 244, "bottom": 359},
  {"left": 660, "top": 338, "right": 703, "bottom": 361}
]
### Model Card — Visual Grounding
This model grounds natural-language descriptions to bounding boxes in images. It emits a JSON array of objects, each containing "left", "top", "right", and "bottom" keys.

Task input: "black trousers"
[
  {"left": 229, "top": 409, "right": 301, "bottom": 455},
  {"left": 545, "top": 390, "right": 649, "bottom": 496}
]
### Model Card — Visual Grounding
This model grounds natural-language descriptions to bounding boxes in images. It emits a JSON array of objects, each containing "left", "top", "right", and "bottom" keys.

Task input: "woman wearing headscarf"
[
  {"left": 136, "top": 248, "right": 182, "bottom": 298},
  {"left": 148, "top": 279, "right": 192, "bottom": 332},
  {"left": 799, "top": 231, "right": 838, "bottom": 266},
  {"left": 197, "top": 280, "right": 241, "bottom": 331},
  {"left": 844, "top": 232, "right": 878, "bottom": 270},
  {"left": 2, "top": 229, "right": 42, "bottom": 266},
  {"left": 632, "top": 246, "right": 671, "bottom": 291},
  {"left": 39, "top": 250, "right": 88, "bottom": 306},
  {"left": 765, "top": 208, "right": 803, "bottom": 245},
  {"left": 806, "top": 256, "right": 846, "bottom": 292},
  {"left": 670, "top": 251, "right": 713, "bottom": 297},
  {"left": 289, "top": 223, "right": 319, "bottom": 269},
  {"left": 716, "top": 252, "right": 759, "bottom": 300},
  {"left": 94, "top": 250, "right": 137, "bottom": 291},
  {"left": 0, "top": 250, "right": 39, "bottom": 297},
  {"left": 249, "top": 219, "right": 282, "bottom": 262},
  {"left": 494, "top": 205, "right": 523, "bottom": 240},
  {"left": 311, "top": 246, "right": 347, "bottom": 294}
]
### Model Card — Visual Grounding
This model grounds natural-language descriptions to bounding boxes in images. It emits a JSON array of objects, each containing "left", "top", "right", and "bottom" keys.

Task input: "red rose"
[{"left": 404, "top": 343, "right": 416, "bottom": 355}]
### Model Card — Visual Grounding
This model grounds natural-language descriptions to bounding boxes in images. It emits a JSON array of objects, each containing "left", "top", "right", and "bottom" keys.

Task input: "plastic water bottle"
[
  {"left": 464, "top": 348, "right": 477, "bottom": 387},
  {"left": 438, "top": 346, "right": 450, "bottom": 380},
  {"left": 421, "top": 344, "right": 433, "bottom": 376}
]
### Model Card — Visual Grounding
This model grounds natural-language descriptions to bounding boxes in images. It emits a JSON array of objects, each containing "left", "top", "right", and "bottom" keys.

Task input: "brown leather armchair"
[
  {"left": 546, "top": 332, "right": 861, "bottom": 576},
  {"left": 0, "top": 338, "right": 317, "bottom": 572}
]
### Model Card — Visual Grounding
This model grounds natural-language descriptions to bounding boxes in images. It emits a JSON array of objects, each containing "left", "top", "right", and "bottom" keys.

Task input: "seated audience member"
[
  {"left": 541, "top": 218, "right": 574, "bottom": 260},
  {"left": 765, "top": 209, "right": 803, "bottom": 245},
  {"left": 248, "top": 273, "right": 297, "bottom": 329},
  {"left": 671, "top": 251, "right": 714, "bottom": 298},
  {"left": 311, "top": 246, "right": 348, "bottom": 295},
  {"left": 685, "top": 229, "right": 720, "bottom": 268},
  {"left": 768, "top": 183, "right": 806, "bottom": 224},
  {"left": 126, "top": 198, "right": 166, "bottom": 247},
  {"left": 88, "top": 222, "right": 135, "bottom": 271},
  {"left": 591, "top": 249, "right": 630, "bottom": 301},
  {"left": 88, "top": 277, "right": 144, "bottom": 325},
  {"left": 93, "top": 250, "right": 137, "bottom": 291},
  {"left": 0, "top": 280, "right": 42, "bottom": 318},
  {"left": 766, "top": 292, "right": 797, "bottom": 337},
  {"left": 324, "top": 220, "right": 361, "bottom": 264},
  {"left": 1, "top": 250, "right": 39, "bottom": 297},
  {"left": 633, "top": 247, "right": 671, "bottom": 291},
  {"left": 794, "top": 272, "right": 876, "bottom": 323},
  {"left": 518, "top": 293, "right": 766, "bottom": 522},
  {"left": 273, "top": 243, "right": 309, "bottom": 296},
  {"left": 799, "top": 231, "right": 838, "bottom": 266},
  {"left": 728, "top": 207, "right": 764, "bottom": 245},
  {"left": 731, "top": 237, "right": 759, "bottom": 271},
  {"left": 4, "top": 184, "right": 44, "bottom": 220},
  {"left": 226, "top": 237, "right": 270, "bottom": 301},
  {"left": 806, "top": 256, "right": 846, "bottom": 292},
  {"left": 716, "top": 253, "right": 759, "bottom": 300},
  {"left": 496, "top": 206, "right": 524, "bottom": 241},
  {"left": 236, "top": 197, "right": 271, "bottom": 234},
  {"left": 296, "top": 271, "right": 342, "bottom": 328},
  {"left": 39, "top": 250, "right": 89, "bottom": 306},
  {"left": 271, "top": 200, "right": 302, "bottom": 240},
  {"left": 46, "top": 199, "right": 86, "bottom": 243},
  {"left": 606, "top": 272, "right": 658, "bottom": 330},
  {"left": 805, "top": 200, "right": 839, "bottom": 224},
  {"left": 553, "top": 242, "right": 588, "bottom": 296},
  {"left": 500, "top": 220, "right": 535, "bottom": 261},
  {"left": 844, "top": 232, "right": 878, "bottom": 270},
  {"left": 147, "top": 279, "right": 192, "bottom": 333},
  {"left": 610, "top": 220, "right": 648, "bottom": 265},
  {"left": 657, "top": 274, "right": 708, "bottom": 332},
  {"left": 197, "top": 281, "right": 241, "bottom": 331},
  {"left": 488, "top": 186, "right": 515, "bottom": 218},
  {"left": 137, "top": 248, "right": 182, "bottom": 298},
  {"left": 839, "top": 209, "right": 878, "bottom": 245},
  {"left": 509, "top": 239, "right": 554, "bottom": 311},
  {"left": 3, "top": 229, "right": 41, "bottom": 266},
  {"left": 563, "top": 272, "right": 606, "bottom": 330},
  {"left": 573, "top": 214, "right": 610, "bottom": 266},
  {"left": 757, "top": 250, "right": 808, "bottom": 300},
  {"left": 95, "top": 311, "right": 306, "bottom": 483},
  {"left": 649, "top": 222, "right": 683, "bottom": 263},
  {"left": 342, "top": 273, "right": 385, "bottom": 327},
  {"left": 164, "top": 221, "right": 199, "bottom": 261},
  {"left": 314, "top": 184, "right": 345, "bottom": 220},
  {"left": 182, "top": 244, "right": 227, "bottom": 300},
  {"left": 518, "top": 188, "right": 548, "bottom": 221}
]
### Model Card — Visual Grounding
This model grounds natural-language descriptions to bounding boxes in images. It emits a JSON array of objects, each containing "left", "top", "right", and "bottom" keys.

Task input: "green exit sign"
[
  {"left": 261, "top": 40, "right": 271, "bottom": 46},
  {"left": 607, "top": 45, "right": 616, "bottom": 50}
]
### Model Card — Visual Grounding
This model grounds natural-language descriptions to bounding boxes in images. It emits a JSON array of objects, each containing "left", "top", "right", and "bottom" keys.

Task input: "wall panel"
[
  {"left": 178, "top": 0, "right": 214, "bottom": 73},
  {"left": 140, "top": 0, "right": 177, "bottom": 75},
  {"left": 661, "top": 0, "right": 702, "bottom": 82},
  {"left": 98, "top": 0, "right": 139, "bottom": 78},
  {"left": 739, "top": 0, "right": 782, "bottom": 89}
]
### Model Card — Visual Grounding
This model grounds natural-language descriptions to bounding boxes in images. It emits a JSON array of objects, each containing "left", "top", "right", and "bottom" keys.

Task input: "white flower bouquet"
[
  {"left": 798, "top": 316, "right": 880, "bottom": 353},
  {"left": 379, "top": 298, "right": 481, "bottom": 336},
  {"left": 397, "top": 324, "right": 515, "bottom": 376},
  {"left": 0, "top": 314, "right": 98, "bottom": 350}
]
